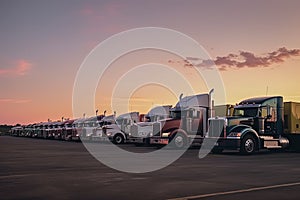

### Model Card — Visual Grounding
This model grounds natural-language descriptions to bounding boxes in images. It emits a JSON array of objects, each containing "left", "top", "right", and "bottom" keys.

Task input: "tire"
[
  {"left": 240, "top": 135, "right": 256, "bottom": 155},
  {"left": 113, "top": 134, "right": 125, "bottom": 144},
  {"left": 170, "top": 132, "right": 187, "bottom": 149},
  {"left": 211, "top": 147, "right": 223, "bottom": 154}
]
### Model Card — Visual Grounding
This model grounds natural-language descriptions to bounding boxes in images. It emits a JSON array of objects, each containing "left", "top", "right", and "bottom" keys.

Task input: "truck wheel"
[
  {"left": 240, "top": 135, "right": 256, "bottom": 155},
  {"left": 113, "top": 134, "right": 125, "bottom": 144},
  {"left": 170, "top": 133, "right": 187, "bottom": 149}
]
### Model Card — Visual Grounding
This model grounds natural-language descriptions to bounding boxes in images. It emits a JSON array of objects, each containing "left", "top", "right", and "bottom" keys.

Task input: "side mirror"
[{"left": 267, "top": 105, "right": 272, "bottom": 119}]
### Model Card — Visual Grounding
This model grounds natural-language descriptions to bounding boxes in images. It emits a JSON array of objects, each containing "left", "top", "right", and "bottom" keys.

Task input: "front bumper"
[
  {"left": 128, "top": 137, "right": 147, "bottom": 144},
  {"left": 150, "top": 137, "right": 169, "bottom": 145},
  {"left": 71, "top": 136, "right": 81, "bottom": 141},
  {"left": 80, "top": 136, "right": 91, "bottom": 141},
  {"left": 90, "top": 136, "right": 110, "bottom": 142}
]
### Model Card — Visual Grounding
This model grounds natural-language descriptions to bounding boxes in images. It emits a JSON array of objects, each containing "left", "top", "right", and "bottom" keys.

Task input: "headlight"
[
  {"left": 106, "top": 132, "right": 112, "bottom": 137},
  {"left": 227, "top": 132, "right": 241, "bottom": 137},
  {"left": 162, "top": 132, "right": 169, "bottom": 137}
]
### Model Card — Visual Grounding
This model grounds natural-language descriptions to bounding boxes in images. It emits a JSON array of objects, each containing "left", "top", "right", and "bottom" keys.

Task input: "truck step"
[
  {"left": 265, "top": 146, "right": 282, "bottom": 149},
  {"left": 263, "top": 140, "right": 280, "bottom": 148}
]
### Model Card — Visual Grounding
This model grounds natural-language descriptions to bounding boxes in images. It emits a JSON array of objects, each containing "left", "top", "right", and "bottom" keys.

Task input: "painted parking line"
[
  {"left": 0, "top": 174, "right": 36, "bottom": 179},
  {"left": 168, "top": 182, "right": 300, "bottom": 200}
]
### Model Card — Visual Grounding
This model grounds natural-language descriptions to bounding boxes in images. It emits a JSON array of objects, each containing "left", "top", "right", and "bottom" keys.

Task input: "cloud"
[
  {"left": 79, "top": 2, "right": 126, "bottom": 44},
  {"left": 80, "top": 2, "right": 123, "bottom": 20},
  {"left": 0, "top": 98, "right": 32, "bottom": 104},
  {"left": 80, "top": 7, "right": 94, "bottom": 16},
  {"left": 0, "top": 59, "right": 33, "bottom": 76},
  {"left": 185, "top": 47, "right": 300, "bottom": 70}
]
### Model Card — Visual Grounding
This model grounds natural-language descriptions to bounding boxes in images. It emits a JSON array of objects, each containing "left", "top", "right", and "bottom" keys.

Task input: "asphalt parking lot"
[{"left": 1, "top": 136, "right": 300, "bottom": 200}]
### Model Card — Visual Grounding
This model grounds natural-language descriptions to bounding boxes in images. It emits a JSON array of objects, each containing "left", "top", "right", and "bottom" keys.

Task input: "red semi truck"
[{"left": 147, "top": 92, "right": 214, "bottom": 148}]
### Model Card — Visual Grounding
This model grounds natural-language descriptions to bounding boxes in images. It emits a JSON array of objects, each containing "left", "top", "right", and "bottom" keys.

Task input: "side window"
[
  {"left": 260, "top": 107, "right": 268, "bottom": 118},
  {"left": 296, "top": 105, "right": 300, "bottom": 119},
  {"left": 188, "top": 110, "right": 193, "bottom": 118}
]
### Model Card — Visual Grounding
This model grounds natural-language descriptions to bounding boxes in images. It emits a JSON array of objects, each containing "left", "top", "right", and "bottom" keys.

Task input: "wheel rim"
[
  {"left": 115, "top": 136, "right": 122, "bottom": 144},
  {"left": 245, "top": 138, "right": 254, "bottom": 153},
  {"left": 175, "top": 135, "right": 184, "bottom": 148}
]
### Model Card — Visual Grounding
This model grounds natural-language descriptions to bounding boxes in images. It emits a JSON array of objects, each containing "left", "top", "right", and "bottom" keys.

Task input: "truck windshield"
[
  {"left": 171, "top": 110, "right": 190, "bottom": 119},
  {"left": 233, "top": 108, "right": 258, "bottom": 117}
]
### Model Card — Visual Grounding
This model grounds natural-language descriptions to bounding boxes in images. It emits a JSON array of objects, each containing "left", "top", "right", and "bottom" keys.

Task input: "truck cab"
[
  {"left": 148, "top": 94, "right": 210, "bottom": 148},
  {"left": 91, "top": 115, "right": 116, "bottom": 142},
  {"left": 52, "top": 121, "right": 64, "bottom": 140},
  {"left": 103, "top": 112, "right": 140, "bottom": 144},
  {"left": 71, "top": 118, "right": 86, "bottom": 141},
  {"left": 128, "top": 105, "right": 172, "bottom": 145},
  {"left": 81, "top": 115, "right": 105, "bottom": 141},
  {"left": 61, "top": 119, "right": 75, "bottom": 141}
]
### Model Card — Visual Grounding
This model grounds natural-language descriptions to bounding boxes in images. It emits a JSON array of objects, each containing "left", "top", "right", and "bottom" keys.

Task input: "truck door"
[
  {"left": 261, "top": 107, "right": 276, "bottom": 135},
  {"left": 191, "top": 109, "right": 204, "bottom": 135}
]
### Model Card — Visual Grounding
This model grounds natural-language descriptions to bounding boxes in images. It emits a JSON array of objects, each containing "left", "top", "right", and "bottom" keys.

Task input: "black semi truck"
[{"left": 208, "top": 96, "right": 300, "bottom": 154}]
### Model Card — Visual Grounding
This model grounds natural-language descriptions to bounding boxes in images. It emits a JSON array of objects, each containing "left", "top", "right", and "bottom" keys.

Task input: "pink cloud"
[
  {"left": 79, "top": 2, "right": 125, "bottom": 35},
  {"left": 80, "top": 2, "right": 123, "bottom": 19},
  {"left": 80, "top": 7, "right": 94, "bottom": 16},
  {"left": 185, "top": 47, "right": 300, "bottom": 70},
  {"left": 0, "top": 98, "right": 32, "bottom": 104},
  {"left": 0, "top": 59, "right": 32, "bottom": 76}
]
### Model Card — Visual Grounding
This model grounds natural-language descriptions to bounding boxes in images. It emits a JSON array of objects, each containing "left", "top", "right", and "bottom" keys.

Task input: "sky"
[{"left": 1, "top": 0, "right": 300, "bottom": 125}]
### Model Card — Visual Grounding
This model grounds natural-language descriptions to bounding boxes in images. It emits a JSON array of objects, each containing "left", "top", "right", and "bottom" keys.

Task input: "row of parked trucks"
[{"left": 10, "top": 90, "right": 300, "bottom": 154}]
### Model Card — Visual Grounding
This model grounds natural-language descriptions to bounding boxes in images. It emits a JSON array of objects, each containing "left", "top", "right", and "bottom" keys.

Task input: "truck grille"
[
  {"left": 153, "top": 122, "right": 161, "bottom": 136},
  {"left": 130, "top": 124, "right": 138, "bottom": 137},
  {"left": 208, "top": 118, "right": 225, "bottom": 137}
]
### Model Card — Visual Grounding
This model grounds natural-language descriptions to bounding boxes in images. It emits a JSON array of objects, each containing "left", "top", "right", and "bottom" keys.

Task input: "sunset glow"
[{"left": 1, "top": 0, "right": 300, "bottom": 125}]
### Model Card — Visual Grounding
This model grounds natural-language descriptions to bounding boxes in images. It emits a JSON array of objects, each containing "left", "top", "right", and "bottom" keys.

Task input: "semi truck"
[
  {"left": 131, "top": 91, "right": 232, "bottom": 149},
  {"left": 11, "top": 126, "right": 23, "bottom": 137},
  {"left": 207, "top": 96, "right": 300, "bottom": 154},
  {"left": 80, "top": 115, "right": 105, "bottom": 141},
  {"left": 91, "top": 114, "right": 116, "bottom": 142},
  {"left": 128, "top": 105, "right": 172, "bottom": 145},
  {"left": 33, "top": 122, "right": 43, "bottom": 138},
  {"left": 71, "top": 118, "right": 86, "bottom": 141},
  {"left": 61, "top": 119, "right": 76, "bottom": 140},
  {"left": 52, "top": 121, "right": 67, "bottom": 140},
  {"left": 102, "top": 112, "right": 141, "bottom": 144},
  {"left": 147, "top": 92, "right": 213, "bottom": 148}
]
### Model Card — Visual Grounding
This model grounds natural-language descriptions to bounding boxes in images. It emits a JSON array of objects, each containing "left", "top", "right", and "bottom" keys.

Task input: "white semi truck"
[
  {"left": 128, "top": 105, "right": 172, "bottom": 145},
  {"left": 102, "top": 112, "right": 141, "bottom": 144}
]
